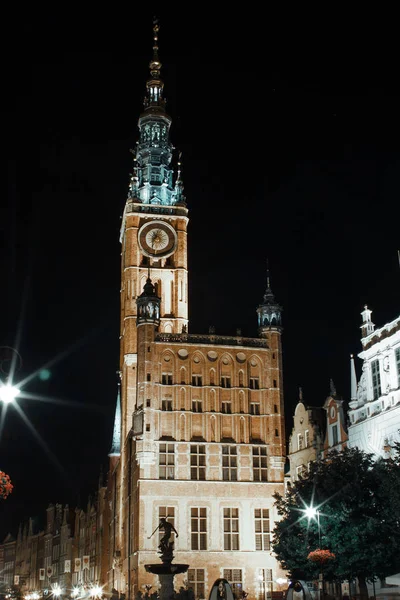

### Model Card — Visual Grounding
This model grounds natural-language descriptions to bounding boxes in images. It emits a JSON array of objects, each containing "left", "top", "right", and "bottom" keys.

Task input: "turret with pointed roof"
[{"left": 257, "top": 264, "right": 283, "bottom": 336}]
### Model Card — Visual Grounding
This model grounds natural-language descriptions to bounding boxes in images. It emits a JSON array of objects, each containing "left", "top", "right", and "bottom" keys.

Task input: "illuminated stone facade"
[
  {"left": 287, "top": 393, "right": 324, "bottom": 482},
  {"left": 348, "top": 307, "right": 400, "bottom": 458},
  {"left": 107, "top": 24, "right": 287, "bottom": 600}
]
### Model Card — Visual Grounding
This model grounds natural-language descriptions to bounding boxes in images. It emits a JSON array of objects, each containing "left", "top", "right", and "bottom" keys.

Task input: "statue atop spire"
[{"left": 257, "top": 262, "right": 283, "bottom": 336}]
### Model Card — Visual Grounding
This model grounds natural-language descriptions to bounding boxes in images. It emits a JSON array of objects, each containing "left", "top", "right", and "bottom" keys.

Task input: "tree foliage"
[{"left": 272, "top": 447, "right": 400, "bottom": 583}]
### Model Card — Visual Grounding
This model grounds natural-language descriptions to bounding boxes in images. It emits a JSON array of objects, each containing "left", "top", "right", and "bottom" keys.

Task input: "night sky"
[{"left": 2, "top": 10, "right": 400, "bottom": 539}]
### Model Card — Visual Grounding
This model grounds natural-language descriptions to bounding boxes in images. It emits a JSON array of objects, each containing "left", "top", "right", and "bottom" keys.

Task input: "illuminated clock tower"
[
  {"left": 108, "top": 22, "right": 287, "bottom": 600},
  {"left": 119, "top": 21, "right": 188, "bottom": 443}
]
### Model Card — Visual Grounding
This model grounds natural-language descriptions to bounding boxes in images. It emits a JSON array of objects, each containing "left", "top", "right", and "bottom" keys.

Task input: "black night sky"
[{"left": 1, "top": 10, "right": 400, "bottom": 539}]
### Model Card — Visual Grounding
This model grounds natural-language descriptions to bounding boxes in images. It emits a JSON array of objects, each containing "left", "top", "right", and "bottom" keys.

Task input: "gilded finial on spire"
[{"left": 149, "top": 17, "right": 161, "bottom": 77}]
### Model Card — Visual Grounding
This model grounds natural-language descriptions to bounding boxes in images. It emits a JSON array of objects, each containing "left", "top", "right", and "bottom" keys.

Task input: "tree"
[{"left": 272, "top": 447, "right": 400, "bottom": 598}]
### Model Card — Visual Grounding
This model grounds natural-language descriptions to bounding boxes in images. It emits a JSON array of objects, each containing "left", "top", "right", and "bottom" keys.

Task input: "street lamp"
[
  {"left": 304, "top": 506, "right": 321, "bottom": 547},
  {"left": 304, "top": 506, "right": 323, "bottom": 600},
  {"left": 0, "top": 383, "right": 20, "bottom": 404}
]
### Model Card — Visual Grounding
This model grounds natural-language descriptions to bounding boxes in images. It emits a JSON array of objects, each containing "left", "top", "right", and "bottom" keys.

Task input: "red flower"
[
  {"left": 307, "top": 549, "right": 335, "bottom": 564},
  {"left": 0, "top": 471, "right": 13, "bottom": 499}
]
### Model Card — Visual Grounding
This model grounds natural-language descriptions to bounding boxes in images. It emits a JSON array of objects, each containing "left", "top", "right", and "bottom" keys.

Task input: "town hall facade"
[{"left": 107, "top": 23, "right": 287, "bottom": 600}]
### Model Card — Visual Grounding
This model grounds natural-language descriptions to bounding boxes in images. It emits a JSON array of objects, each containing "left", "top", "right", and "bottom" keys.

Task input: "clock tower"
[{"left": 119, "top": 22, "right": 189, "bottom": 441}]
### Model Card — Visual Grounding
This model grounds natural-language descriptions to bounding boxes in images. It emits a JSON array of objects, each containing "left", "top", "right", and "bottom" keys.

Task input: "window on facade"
[
  {"left": 191, "top": 445, "right": 206, "bottom": 480},
  {"left": 255, "top": 509, "right": 270, "bottom": 550},
  {"left": 221, "top": 376, "right": 231, "bottom": 388},
  {"left": 223, "top": 508, "right": 239, "bottom": 550},
  {"left": 258, "top": 569, "right": 273, "bottom": 600},
  {"left": 253, "top": 446, "right": 268, "bottom": 481},
  {"left": 158, "top": 507, "right": 175, "bottom": 546},
  {"left": 162, "top": 399, "right": 172, "bottom": 411},
  {"left": 298, "top": 433, "right": 304, "bottom": 450},
  {"left": 162, "top": 373, "right": 173, "bottom": 385},
  {"left": 371, "top": 359, "right": 381, "bottom": 400},
  {"left": 192, "top": 375, "right": 203, "bottom": 387},
  {"left": 222, "top": 446, "right": 237, "bottom": 481},
  {"left": 250, "top": 403, "right": 260, "bottom": 415},
  {"left": 332, "top": 424, "right": 338, "bottom": 446},
  {"left": 249, "top": 377, "right": 259, "bottom": 390},
  {"left": 396, "top": 348, "right": 400, "bottom": 383},
  {"left": 273, "top": 379, "right": 277, "bottom": 388},
  {"left": 223, "top": 569, "right": 242, "bottom": 598},
  {"left": 222, "top": 401, "right": 232, "bottom": 414},
  {"left": 305, "top": 430, "right": 310, "bottom": 448},
  {"left": 147, "top": 373, "right": 151, "bottom": 382},
  {"left": 239, "top": 371, "right": 244, "bottom": 387},
  {"left": 275, "top": 429, "right": 279, "bottom": 437},
  {"left": 191, "top": 508, "right": 207, "bottom": 550},
  {"left": 188, "top": 569, "right": 205, "bottom": 600},
  {"left": 159, "top": 444, "right": 175, "bottom": 479},
  {"left": 210, "top": 370, "right": 215, "bottom": 385},
  {"left": 192, "top": 400, "right": 202, "bottom": 413}
]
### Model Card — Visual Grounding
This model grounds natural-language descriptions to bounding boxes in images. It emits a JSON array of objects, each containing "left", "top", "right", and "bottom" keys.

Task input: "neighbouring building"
[
  {"left": 321, "top": 380, "right": 348, "bottom": 458},
  {"left": 287, "top": 389, "right": 325, "bottom": 482},
  {"left": 107, "top": 22, "right": 287, "bottom": 600},
  {"left": 348, "top": 306, "right": 400, "bottom": 458}
]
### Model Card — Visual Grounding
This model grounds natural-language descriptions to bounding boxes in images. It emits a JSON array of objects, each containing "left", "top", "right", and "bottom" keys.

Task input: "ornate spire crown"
[
  {"left": 126, "top": 19, "right": 186, "bottom": 208},
  {"left": 257, "top": 262, "right": 283, "bottom": 334}
]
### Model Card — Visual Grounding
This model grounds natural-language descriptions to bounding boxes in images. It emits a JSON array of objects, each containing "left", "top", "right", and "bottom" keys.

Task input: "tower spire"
[
  {"left": 257, "top": 262, "right": 283, "bottom": 336},
  {"left": 350, "top": 354, "right": 357, "bottom": 401}
]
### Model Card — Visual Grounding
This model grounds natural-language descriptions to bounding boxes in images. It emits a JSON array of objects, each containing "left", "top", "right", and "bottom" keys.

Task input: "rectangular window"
[
  {"left": 223, "top": 508, "right": 239, "bottom": 550},
  {"left": 258, "top": 569, "right": 273, "bottom": 600},
  {"left": 298, "top": 433, "right": 304, "bottom": 450},
  {"left": 192, "top": 400, "right": 203, "bottom": 413},
  {"left": 221, "top": 376, "right": 231, "bottom": 388},
  {"left": 250, "top": 403, "right": 260, "bottom": 415},
  {"left": 162, "top": 373, "right": 173, "bottom": 385},
  {"left": 191, "top": 445, "right": 206, "bottom": 480},
  {"left": 158, "top": 507, "right": 175, "bottom": 546},
  {"left": 159, "top": 443, "right": 175, "bottom": 479},
  {"left": 191, "top": 508, "right": 207, "bottom": 550},
  {"left": 371, "top": 359, "right": 381, "bottom": 400},
  {"left": 254, "top": 508, "right": 270, "bottom": 551},
  {"left": 249, "top": 377, "right": 260, "bottom": 389},
  {"left": 192, "top": 375, "right": 203, "bottom": 387},
  {"left": 332, "top": 424, "right": 338, "bottom": 446},
  {"left": 396, "top": 348, "right": 400, "bottom": 384},
  {"left": 188, "top": 569, "right": 205, "bottom": 600},
  {"left": 305, "top": 430, "right": 310, "bottom": 448},
  {"left": 222, "top": 446, "right": 237, "bottom": 481},
  {"left": 253, "top": 446, "right": 268, "bottom": 481},
  {"left": 222, "top": 401, "right": 232, "bottom": 414},
  {"left": 162, "top": 399, "right": 172, "bottom": 411},
  {"left": 223, "top": 569, "right": 243, "bottom": 598}
]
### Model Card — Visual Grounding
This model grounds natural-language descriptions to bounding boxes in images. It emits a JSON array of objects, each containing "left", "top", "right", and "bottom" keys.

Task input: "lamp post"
[{"left": 304, "top": 506, "right": 323, "bottom": 600}]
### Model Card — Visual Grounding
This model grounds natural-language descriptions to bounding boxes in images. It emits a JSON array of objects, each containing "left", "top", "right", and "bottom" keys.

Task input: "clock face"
[{"left": 138, "top": 220, "right": 177, "bottom": 258}]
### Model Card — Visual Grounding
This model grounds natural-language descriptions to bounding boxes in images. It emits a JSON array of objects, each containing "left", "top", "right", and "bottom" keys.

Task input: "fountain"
[{"left": 145, "top": 518, "right": 189, "bottom": 600}]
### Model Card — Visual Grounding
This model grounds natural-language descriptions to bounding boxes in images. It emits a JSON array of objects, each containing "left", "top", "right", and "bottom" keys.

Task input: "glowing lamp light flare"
[
  {"left": 71, "top": 588, "right": 80, "bottom": 598},
  {"left": 51, "top": 585, "right": 62, "bottom": 597},
  {"left": 89, "top": 586, "right": 103, "bottom": 598},
  {"left": 0, "top": 384, "right": 21, "bottom": 404},
  {"left": 305, "top": 506, "right": 318, "bottom": 520}
]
